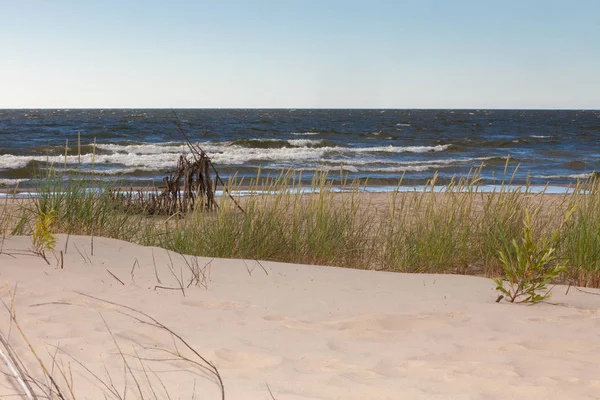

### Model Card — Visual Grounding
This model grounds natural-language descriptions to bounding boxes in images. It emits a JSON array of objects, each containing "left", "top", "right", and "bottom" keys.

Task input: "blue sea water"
[{"left": 0, "top": 109, "right": 598, "bottom": 189}]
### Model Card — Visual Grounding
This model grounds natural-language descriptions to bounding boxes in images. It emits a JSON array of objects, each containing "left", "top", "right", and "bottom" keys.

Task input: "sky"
[{"left": 0, "top": 0, "right": 599, "bottom": 109}]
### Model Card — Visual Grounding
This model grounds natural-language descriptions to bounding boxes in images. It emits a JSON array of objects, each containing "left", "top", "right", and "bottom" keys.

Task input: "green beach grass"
[{"left": 1, "top": 161, "right": 599, "bottom": 288}]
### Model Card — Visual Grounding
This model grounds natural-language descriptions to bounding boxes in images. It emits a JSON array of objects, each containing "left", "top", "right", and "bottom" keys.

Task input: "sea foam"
[{"left": 0, "top": 142, "right": 452, "bottom": 170}]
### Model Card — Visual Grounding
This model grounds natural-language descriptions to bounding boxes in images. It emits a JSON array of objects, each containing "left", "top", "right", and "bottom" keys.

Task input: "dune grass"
[{"left": 1, "top": 163, "right": 600, "bottom": 288}]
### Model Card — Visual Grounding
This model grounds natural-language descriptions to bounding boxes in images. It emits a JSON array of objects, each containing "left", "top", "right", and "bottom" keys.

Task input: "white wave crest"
[
  {"left": 328, "top": 156, "right": 495, "bottom": 167},
  {"left": 287, "top": 139, "right": 323, "bottom": 147},
  {"left": 60, "top": 167, "right": 167, "bottom": 176},
  {"left": 0, "top": 141, "right": 452, "bottom": 171},
  {"left": 0, "top": 178, "right": 29, "bottom": 186},
  {"left": 350, "top": 144, "right": 450, "bottom": 153},
  {"left": 0, "top": 153, "right": 184, "bottom": 170},
  {"left": 532, "top": 173, "right": 593, "bottom": 179},
  {"left": 290, "top": 132, "right": 320, "bottom": 136},
  {"left": 93, "top": 141, "right": 449, "bottom": 155},
  {"left": 359, "top": 165, "right": 445, "bottom": 172},
  {"left": 209, "top": 147, "right": 328, "bottom": 165},
  {"left": 316, "top": 165, "right": 360, "bottom": 173},
  {"left": 95, "top": 142, "right": 188, "bottom": 154}
]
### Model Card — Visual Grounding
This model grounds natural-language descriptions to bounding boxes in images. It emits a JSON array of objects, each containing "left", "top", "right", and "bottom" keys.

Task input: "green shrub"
[{"left": 494, "top": 210, "right": 568, "bottom": 303}]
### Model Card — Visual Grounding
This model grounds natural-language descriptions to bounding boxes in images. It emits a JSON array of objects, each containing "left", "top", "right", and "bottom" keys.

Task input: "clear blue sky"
[{"left": 1, "top": 0, "right": 599, "bottom": 108}]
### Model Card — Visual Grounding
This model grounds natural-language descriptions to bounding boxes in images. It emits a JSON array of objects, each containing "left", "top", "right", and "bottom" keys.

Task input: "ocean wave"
[
  {"left": 96, "top": 142, "right": 188, "bottom": 154},
  {"left": 290, "top": 132, "right": 320, "bottom": 136},
  {"left": 97, "top": 139, "right": 331, "bottom": 153},
  {"left": 263, "top": 163, "right": 458, "bottom": 174},
  {"left": 58, "top": 167, "right": 165, "bottom": 176},
  {"left": 209, "top": 147, "right": 328, "bottom": 165},
  {"left": 360, "top": 165, "right": 444, "bottom": 172},
  {"left": 0, "top": 147, "right": 329, "bottom": 169},
  {"left": 0, "top": 147, "right": 485, "bottom": 173},
  {"left": 94, "top": 140, "right": 450, "bottom": 154},
  {"left": 230, "top": 139, "right": 290, "bottom": 149},
  {"left": 349, "top": 144, "right": 450, "bottom": 153},
  {"left": 287, "top": 139, "right": 324, "bottom": 147},
  {"left": 264, "top": 156, "right": 496, "bottom": 173},
  {"left": 230, "top": 138, "right": 326, "bottom": 148},
  {"left": 0, "top": 139, "right": 453, "bottom": 173},
  {"left": 0, "top": 178, "right": 29, "bottom": 186},
  {"left": 0, "top": 153, "right": 184, "bottom": 170},
  {"left": 316, "top": 165, "right": 360, "bottom": 173},
  {"left": 532, "top": 173, "right": 595, "bottom": 179},
  {"left": 316, "top": 156, "right": 497, "bottom": 167},
  {"left": 206, "top": 143, "right": 451, "bottom": 163},
  {"left": 319, "top": 165, "right": 444, "bottom": 173}
]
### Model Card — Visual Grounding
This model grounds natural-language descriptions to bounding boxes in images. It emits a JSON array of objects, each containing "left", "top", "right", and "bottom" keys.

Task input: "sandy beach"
[
  {"left": 1, "top": 234, "right": 599, "bottom": 399},
  {"left": 3, "top": 0, "right": 600, "bottom": 398}
]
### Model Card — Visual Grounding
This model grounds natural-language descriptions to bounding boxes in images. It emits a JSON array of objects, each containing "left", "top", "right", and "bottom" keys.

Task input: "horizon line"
[{"left": 1, "top": 107, "right": 599, "bottom": 111}]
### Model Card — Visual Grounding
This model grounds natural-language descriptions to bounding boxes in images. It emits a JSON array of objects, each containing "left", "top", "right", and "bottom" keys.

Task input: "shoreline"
[{"left": 0, "top": 181, "right": 585, "bottom": 198}]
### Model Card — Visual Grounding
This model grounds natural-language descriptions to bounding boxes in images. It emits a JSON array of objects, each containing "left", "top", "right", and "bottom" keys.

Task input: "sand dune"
[{"left": 1, "top": 235, "right": 599, "bottom": 399}]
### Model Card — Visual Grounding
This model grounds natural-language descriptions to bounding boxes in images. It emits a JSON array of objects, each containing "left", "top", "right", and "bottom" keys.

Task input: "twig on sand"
[
  {"left": 73, "top": 243, "right": 91, "bottom": 265},
  {"left": 29, "top": 302, "right": 73, "bottom": 308},
  {"left": 243, "top": 260, "right": 269, "bottom": 277},
  {"left": 154, "top": 285, "right": 185, "bottom": 292},
  {"left": 575, "top": 286, "right": 600, "bottom": 296},
  {"left": 181, "top": 255, "right": 212, "bottom": 289},
  {"left": 255, "top": 260, "right": 268, "bottom": 276},
  {"left": 130, "top": 258, "right": 140, "bottom": 283},
  {"left": 106, "top": 269, "right": 125, "bottom": 286},
  {"left": 266, "top": 381, "right": 277, "bottom": 400}
]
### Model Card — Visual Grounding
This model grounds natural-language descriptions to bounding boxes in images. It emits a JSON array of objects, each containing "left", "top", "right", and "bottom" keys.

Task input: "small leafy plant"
[
  {"left": 494, "top": 210, "right": 567, "bottom": 303},
  {"left": 32, "top": 210, "right": 57, "bottom": 261}
]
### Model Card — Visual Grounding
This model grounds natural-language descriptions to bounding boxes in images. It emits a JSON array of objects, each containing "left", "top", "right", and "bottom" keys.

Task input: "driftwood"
[
  {"left": 109, "top": 153, "right": 215, "bottom": 215},
  {"left": 109, "top": 112, "right": 244, "bottom": 216}
]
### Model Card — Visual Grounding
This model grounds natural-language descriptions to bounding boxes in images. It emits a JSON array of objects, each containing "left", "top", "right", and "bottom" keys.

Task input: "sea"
[{"left": 0, "top": 109, "right": 599, "bottom": 191}]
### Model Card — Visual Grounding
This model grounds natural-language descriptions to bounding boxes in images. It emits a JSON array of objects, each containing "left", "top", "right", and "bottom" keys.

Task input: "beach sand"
[{"left": 1, "top": 234, "right": 600, "bottom": 399}]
